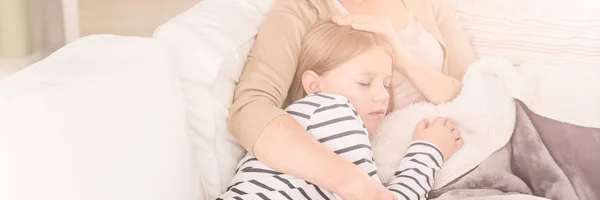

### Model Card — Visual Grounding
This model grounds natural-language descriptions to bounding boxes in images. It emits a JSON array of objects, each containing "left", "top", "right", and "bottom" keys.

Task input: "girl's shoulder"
[
  {"left": 286, "top": 93, "right": 353, "bottom": 110},
  {"left": 284, "top": 93, "right": 356, "bottom": 116},
  {"left": 284, "top": 93, "right": 360, "bottom": 129}
]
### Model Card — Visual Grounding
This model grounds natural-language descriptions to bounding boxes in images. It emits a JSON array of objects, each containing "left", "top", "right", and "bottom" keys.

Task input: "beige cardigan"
[{"left": 228, "top": 0, "right": 478, "bottom": 153}]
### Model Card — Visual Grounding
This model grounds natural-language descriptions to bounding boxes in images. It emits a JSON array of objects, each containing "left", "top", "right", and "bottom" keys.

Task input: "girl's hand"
[
  {"left": 413, "top": 117, "right": 463, "bottom": 160},
  {"left": 332, "top": 15, "right": 412, "bottom": 73}
]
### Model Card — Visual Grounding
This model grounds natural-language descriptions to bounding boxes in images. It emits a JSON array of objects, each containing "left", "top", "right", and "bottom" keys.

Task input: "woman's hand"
[
  {"left": 332, "top": 15, "right": 464, "bottom": 105},
  {"left": 332, "top": 15, "right": 412, "bottom": 73},
  {"left": 332, "top": 15, "right": 397, "bottom": 42},
  {"left": 334, "top": 176, "right": 397, "bottom": 200},
  {"left": 413, "top": 117, "right": 463, "bottom": 160}
]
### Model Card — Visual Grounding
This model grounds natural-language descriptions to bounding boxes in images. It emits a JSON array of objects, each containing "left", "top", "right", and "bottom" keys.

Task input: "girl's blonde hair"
[{"left": 285, "top": 19, "right": 395, "bottom": 108}]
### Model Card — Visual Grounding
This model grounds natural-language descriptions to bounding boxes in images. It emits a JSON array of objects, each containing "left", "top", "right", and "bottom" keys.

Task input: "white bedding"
[
  {"left": 373, "top": 55, "right": 600, "bottom": 189},
  {"left": 0, "top": 35, "right": 193, "bottom": 200},
  {"left": 373, "top": 57, "right": 518, "bottom": 189}
]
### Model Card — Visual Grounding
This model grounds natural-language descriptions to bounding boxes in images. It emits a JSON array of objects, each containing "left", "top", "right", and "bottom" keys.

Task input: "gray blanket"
[{"left": 430, "top": 102, "right": 600, "bottom": 200}]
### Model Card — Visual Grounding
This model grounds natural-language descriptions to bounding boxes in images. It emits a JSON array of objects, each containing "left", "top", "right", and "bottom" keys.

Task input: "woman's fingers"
[
  {"left": 332, "top": 15, "right": 396, "bottom": 40},
  {"left": 333, "top": 15, "right": 374, "bottom": 24},
  {"left": 332, "top": 15, "right": 388, "bottom": 26},
  {"left": 350, "top": 23, "right": 387, "bottom": 34}
]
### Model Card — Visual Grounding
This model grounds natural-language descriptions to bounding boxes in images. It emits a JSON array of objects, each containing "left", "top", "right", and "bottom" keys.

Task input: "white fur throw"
[{"left": 372, "top": 57, "right": 524, "bottom": 189}]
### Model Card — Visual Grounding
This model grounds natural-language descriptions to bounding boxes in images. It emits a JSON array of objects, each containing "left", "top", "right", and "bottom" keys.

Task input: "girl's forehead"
[{"left": 342, "top": 49, "right": 392, "bottom": 69}]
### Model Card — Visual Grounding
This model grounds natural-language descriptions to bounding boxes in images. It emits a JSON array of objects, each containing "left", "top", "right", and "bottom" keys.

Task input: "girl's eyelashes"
[
  {"left": 384, "top": 83, "right": 391, "bottom": 89},
  {"left": 358, "top": 80, "right": 390, "bottom": 88},
  {"left": 384, "top": 78, "right": 393, "bottom": 89}
]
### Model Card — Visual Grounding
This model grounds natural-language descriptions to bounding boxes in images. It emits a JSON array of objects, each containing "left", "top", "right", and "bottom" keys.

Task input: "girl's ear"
[{"left": 301, "top": 70, "right": 322, "bottom": 94}]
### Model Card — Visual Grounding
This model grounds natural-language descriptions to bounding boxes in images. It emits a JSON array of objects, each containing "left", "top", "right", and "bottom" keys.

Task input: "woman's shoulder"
[
  {"left": 269, "top": 0, "right": 338, "bottom": 22},
  {"left": 404, "top": 0, "right": 455, "bottom": 20},
  {"left": 271, "top": 0, "right": 329, "bottom": 15}
]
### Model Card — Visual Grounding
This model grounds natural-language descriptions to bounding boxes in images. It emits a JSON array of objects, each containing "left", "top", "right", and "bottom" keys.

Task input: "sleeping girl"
[{"left": 217, "top": 20, "right": 463, "bottom": 200}]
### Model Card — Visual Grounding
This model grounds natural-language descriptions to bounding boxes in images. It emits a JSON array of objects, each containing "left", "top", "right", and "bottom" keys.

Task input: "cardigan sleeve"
[{"left": 227, "top": 0, "right": 312, "bottom": 153}]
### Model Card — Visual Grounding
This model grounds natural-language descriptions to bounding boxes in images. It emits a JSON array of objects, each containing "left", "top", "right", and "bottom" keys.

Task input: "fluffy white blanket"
[{"left": 372, "top": 57, "right": 525, "bottom": 189}]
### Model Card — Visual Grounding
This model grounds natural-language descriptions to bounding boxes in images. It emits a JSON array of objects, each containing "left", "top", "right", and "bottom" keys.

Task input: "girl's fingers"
[
  {"left": 456, "top": 138, "right": 464, "bottom": 148},
  {"left": 451, "top": 128, "right": 461, "bottom": 139},
  {"left": 414, "top": 119, "right": 429, "bottom": 132},
  {"left": 433, "top": 117, "right": 447, "bottom": 126},
  {"left": 444, "top": 119, "right": 455, "bottom": 130}
]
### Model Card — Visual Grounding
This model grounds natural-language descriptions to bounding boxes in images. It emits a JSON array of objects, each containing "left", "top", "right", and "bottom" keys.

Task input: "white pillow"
[
  {"left": 375, "top": 57, "right": 517, "bottom": 189},
  {"left": 0, "top": 35, "right": 192, "bottom": 200},
  {"left": 153, "top": 0, "right": 273, "bottom": 199},
  {"left": 456, "top": 0, "right": 600, "bottom": 68}
]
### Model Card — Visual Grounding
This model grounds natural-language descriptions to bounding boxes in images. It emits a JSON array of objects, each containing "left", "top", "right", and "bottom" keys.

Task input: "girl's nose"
[{"left": 372, "top": 85, "right": 390, "bottom": 102}]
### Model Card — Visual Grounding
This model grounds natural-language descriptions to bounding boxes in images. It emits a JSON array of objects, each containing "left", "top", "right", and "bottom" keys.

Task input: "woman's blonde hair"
[{"left": 285, "top": 19, "right": 395, "bottom": 107}]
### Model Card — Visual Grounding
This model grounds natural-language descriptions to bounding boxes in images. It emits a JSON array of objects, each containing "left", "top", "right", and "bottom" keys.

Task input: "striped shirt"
[{"left": 218, "top": 93, "right": 444, "bottom": 200}]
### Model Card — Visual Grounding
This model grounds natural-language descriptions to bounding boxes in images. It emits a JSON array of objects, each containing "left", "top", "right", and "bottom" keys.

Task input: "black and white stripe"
[
  {"left": 388, "top": 141, "right": 444, "bottom": 199},
  {"left": 218, "top": 93, "right": 444, "bottom": 200}
]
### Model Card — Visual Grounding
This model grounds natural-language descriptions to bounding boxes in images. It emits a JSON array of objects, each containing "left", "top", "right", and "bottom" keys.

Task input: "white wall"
[
  {"left": 30, "top": 0, "right": 66, "bottom": 54},
  {"left": 0, "top": 0, "right": 33, "bottom": 58},
  {"left": 79, "top": 0, "right": 199, "bottom": 37},
  {"left": 0, "top": 0, "right": 66, "bottom": 78}
]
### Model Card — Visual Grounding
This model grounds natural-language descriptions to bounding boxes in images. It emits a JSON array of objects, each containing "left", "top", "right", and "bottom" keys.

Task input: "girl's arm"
[
  {"left": 387, "top": 141, "right": 444, "bottom": 200},
  {"left": 387, "top": 118, "right": 462, "bottom": 200},
  {"left": 228, "top": 1, "right": 392, "bottom": 199}
]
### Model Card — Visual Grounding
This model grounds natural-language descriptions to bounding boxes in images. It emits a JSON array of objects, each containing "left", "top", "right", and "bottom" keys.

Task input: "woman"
[
  {"left": 219, "top": 20, "right": 462, "bottom": 200},
  {"left": 227, "top": 0, "right": 477, "bottom": 199}
]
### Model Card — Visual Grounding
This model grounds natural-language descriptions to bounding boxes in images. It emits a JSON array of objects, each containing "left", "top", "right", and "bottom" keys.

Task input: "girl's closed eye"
[{"left": 358, "top": 81, "right": 371, "bottom": 87}]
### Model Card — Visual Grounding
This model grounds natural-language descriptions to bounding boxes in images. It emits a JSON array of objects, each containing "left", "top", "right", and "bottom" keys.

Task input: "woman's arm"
[
  {"left": 394, "top": 54, "right": 461, "bottom": 105},
  {"left": 332, "top": 15, "right": 465, "bottom": 105},
  {"left": 255, "top": 115, "right": 394, "bottom": 199},
  {"left": 432, "top": 0, "right": 478, "bottom": 80},
  {"left": 392, "top": 0, "right": 479, "bottom": 104},
  {"left": 228, "top": 1, "right": 392, "bottom": 199},
  {"left": 228, "top": 1, "right": 304, "bottom": 152}
]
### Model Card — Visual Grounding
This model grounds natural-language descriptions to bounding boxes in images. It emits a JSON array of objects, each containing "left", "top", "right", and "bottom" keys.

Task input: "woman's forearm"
[
  {"left": 253, "top": 114, "right": 372, "bottom": 194},
  {"left": 396, "top": 55, "right": 462, "bottom": 104}
]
